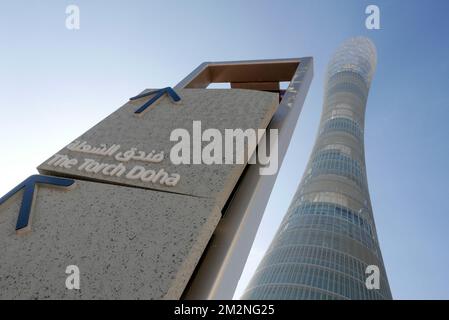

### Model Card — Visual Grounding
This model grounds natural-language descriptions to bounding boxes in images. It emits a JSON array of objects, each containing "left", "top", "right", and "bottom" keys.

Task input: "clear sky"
[{"left": 1, "top": 0, "right": 448, "bottom": 299}]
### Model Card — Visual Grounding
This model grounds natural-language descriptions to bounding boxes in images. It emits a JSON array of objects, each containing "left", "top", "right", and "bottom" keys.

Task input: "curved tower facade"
[{"left": 242, "top": 37, "right": 392, "bottom": 300}]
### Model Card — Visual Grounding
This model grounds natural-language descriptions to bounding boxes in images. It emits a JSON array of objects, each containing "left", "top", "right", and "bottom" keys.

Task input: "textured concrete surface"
[
  {"left": 1, "top": 87, "right": 279, "bottom": 300},
  {"left": 0, "top": 179, "right": 220, "bottom": 299},
  {"left": 37, "top": 89, "right": 278, "bottom": 210}
]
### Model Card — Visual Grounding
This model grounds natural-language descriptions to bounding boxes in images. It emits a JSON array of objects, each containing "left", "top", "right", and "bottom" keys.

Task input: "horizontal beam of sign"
[
  {"left": 129, "top": 87, "right": 181, "bottom": 114},
  {"left": 0, "top": 175, "right": 75, "bottom": 233}
]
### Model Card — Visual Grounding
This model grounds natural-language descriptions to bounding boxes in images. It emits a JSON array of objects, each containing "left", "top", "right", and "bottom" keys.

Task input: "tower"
[{"left": 242, "top": 37, "right": 392, "bottom": 300}]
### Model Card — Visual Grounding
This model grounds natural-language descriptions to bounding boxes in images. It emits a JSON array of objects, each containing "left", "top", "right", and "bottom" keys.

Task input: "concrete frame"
[{"left": 176, "top": 58, "right": 314, "bottom": 299}]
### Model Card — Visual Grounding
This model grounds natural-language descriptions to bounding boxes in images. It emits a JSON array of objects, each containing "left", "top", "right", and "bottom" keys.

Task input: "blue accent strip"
[
  {"left": 0, "top": 175, "right": 75, "bottom": 231},
  {"left": 130, "top": 87, "right": 181, "bottom": 114}
]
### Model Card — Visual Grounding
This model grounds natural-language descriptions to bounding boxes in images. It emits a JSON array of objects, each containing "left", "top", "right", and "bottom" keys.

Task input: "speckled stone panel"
[
  {"left": 0, "top": 179, "right": 221, "bottom": 299},
  {"left": 37, "top": 89, "right": 278, "bottom": 209}
]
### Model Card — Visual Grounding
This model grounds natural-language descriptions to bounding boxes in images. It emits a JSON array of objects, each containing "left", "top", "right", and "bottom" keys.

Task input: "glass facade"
[
  {"left": 320, "top": 117, "right": 363, "bottom": 141},
  {"left": 242, "top": 37, "right": 392, "bottom": 300},
  {"left": 307, "top": 149, "right": 365, "bottom": 188}
]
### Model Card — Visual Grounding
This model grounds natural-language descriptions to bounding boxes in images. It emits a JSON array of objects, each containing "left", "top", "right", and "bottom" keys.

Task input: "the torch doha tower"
[{"left": 243, "top": 37, "right": 392, "bottom": 300}]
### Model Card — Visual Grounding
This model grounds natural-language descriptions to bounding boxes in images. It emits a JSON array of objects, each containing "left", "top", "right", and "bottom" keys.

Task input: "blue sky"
[{"left": 1, "top": 0, "right": 449, "bottom": 299}]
